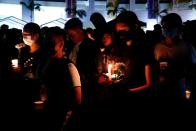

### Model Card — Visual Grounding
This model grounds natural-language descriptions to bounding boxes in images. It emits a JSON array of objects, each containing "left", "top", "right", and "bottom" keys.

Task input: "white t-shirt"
[{"left": 68, "top": 63, "right": 81, "bottom": 87}]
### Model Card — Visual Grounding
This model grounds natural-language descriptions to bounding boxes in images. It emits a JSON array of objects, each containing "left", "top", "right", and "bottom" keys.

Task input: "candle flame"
[
  {"left": 108, "top": 64, "right": 112, "bottom": 75},
  {"left": 185, "top": 90, "right": 191, "bottom": 99}
]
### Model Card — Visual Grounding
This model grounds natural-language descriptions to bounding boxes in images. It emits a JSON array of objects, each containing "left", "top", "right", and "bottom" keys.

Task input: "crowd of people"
[{"left": 0, "top": 11, "right": 195, "bottom": 130}]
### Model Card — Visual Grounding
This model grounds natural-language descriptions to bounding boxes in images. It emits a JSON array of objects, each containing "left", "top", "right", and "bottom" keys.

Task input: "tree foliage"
[{"left": 106, "top": 0, "right": 126, "bottom": 16}]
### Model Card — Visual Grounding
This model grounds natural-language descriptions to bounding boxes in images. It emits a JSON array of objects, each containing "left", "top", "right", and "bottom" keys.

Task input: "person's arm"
[
  {"left": 68, "top": 63, "right": 82, "bottom": 105},
  {"left": 129, "top": 64, "right": 151, "bottom": 92},
  {"left": 61, "top": 63, "right": 82, "bottom": 129}
]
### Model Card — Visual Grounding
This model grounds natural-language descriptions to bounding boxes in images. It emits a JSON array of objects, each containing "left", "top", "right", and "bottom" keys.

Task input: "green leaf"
[
  {"left": 106, "top": 2, "right": 114, "bottom": 8},
  {"left": 117, "top": 7, "right": 127, "bottom": 13},
  {"left": 113, "top": 7, "right": 118, "bottom": 15},
  {"left": 106, "top": 0, "right": 121, "bottom": 16},
  {"left": 20, "top": 0, "right": 41, "bottom": 11},
  {"left": 34, "top": 6, "right": 40, "bottom": 11},
  {"left": 76, "top": 10, "right": 86, "bottom": 18},
  {"left": 107, "top": 10, "right": 114, "bottom": 15},
  {"left": 115, "top": 0, "right": 120, "bottom": 6},
  {"left": 189, "top": 3, "right": 196, "bottom": 9}
]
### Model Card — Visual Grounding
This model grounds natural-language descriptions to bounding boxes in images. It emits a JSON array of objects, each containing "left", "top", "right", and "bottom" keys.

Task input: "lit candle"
[
  {"left": 34, "top": 100, "right": 44, "bottom": 110},
  {"left": 11, "top": 59, "right": 18, "bottom": 68},
  {"left": 107, "top": 64, "right": 112, "bottom": 77},
  {"left": 185, "top": 90, "right": 191, "bottom": 99}
]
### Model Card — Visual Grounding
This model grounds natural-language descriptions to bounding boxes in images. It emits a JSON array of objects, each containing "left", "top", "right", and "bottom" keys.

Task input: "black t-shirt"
[
  {"left": 116, "top": 43, "right": 150, "bottom": 88},
  {"left": 113, "top": 31, "right": 151, "bottom": 88},
  {"left": 19, "top": 46, "right": 43, "bottom": 79},
  {"left": 40, "top": 58, "right": 73, "bottom": 111}
]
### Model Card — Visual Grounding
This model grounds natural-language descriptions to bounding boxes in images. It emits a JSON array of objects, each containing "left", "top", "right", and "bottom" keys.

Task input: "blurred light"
[
  {"left": 34, "top": 6, "right": 66, "bottom": 26},
  {"left": 0, "top": 3, "right": 22, "bottom": 19},
  {"left": 144, "top": 19, "right": 157, "bottom": 31}
]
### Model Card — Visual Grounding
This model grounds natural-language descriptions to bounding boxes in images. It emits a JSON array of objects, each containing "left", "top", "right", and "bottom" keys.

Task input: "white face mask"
[
  {"left": 23, "top": 33, "right": 39, "bottom": 46},
  {"left": 23, "top": 36, "right": 35, "bottom": 46}
]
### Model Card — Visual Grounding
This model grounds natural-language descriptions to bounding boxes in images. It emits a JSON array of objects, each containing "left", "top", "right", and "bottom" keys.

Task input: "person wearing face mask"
[
  {"left": 34, "top": 27, "right": 82, "bottom": 131},
  {"left": 154, "top": 13, "right": 192, "bottom": 116},
  {"left": 18, "top": 22, "right": 44, "bottom": 113},
  {"left": 9, "top": 23, "right": 45, "bottom": 130},
  {"left": 98, "top": 11, "right": 152, "bottom": 129},
  {"left": 19, "top": 22, "right": 43, "bottom": 79},
  {"left": 114, "top": 11, "right": 151, "bottom": 94}
]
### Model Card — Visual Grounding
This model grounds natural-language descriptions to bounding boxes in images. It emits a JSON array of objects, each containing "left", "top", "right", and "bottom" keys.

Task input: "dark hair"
[
  {"left": 0, "top": 24, "right": 9, "bottom": 30},
  {"left": 161, "top": 13, "right": 182, "bottom": 29},
  {"left": 64, "top": 18, "right": 83, "bottom": 30},
  {"left": 90, "top": 12, "right": 107, "bottom": 29},
  {"left": 23, "top": 22, "right": 41, "bottom": 34},
  {"left": 154, "top": 24, "right": 162, "bottom": 30},
  {"left": 116, "top": 11, "right": 139, "bottom": 27},
  {"left": 44, "top": 27, "right": 65, "bottom": 56},
  {"left": 85, "top": 27, "right": 94, "bottom": 33},
  {"left": 115, "top": 11, "right": 147, "bottom": 28},
  {"left": 23, "top": 22, "right": 43, "bottom": 46}
]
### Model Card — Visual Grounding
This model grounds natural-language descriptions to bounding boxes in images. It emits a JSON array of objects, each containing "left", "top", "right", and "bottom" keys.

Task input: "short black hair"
[
  {"left": 64, "top": 18, "right": 83, "bottom": 30},
  {"left": 44, "top": 26, "right": 65, "bottom": 56},
  {"left": 23, "top": 22, "right": 41, "bottom": 34},
  {"left": 115, "top": 11, "right": 146, "bottom": 28},
  {"left": 90, "top": 12, "right": 107, "bottom": 29},
  {"left": 116, "top": 11, "right": 139, "bottom": 27},
  {"left": 0, "top": 24, "right": 9, "bottom": 30},
  {"left": 161, "top": 13, "right": 182, "bottom": 29}
]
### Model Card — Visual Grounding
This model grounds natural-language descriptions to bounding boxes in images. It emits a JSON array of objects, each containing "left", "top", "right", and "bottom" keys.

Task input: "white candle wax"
[
  {"left": 108, "top": 64, "right": 112, "bottom": 77},
  {"left": 11, "top": 59, "right": 18, "bottom": 68},
  {"left": 185, "top": 90, "right": 191, "bottom": 99}
]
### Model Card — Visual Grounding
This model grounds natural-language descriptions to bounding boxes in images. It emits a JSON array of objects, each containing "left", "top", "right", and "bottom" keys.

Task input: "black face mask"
[
  {"left": 162, "top": 28, "right": 179, "bottom": 39},
  {"left": 115, "top": 30, "right": 134, "bottom": 43},
  {"left": 115, "top": 31, "right": 133, "bottom": 56}
]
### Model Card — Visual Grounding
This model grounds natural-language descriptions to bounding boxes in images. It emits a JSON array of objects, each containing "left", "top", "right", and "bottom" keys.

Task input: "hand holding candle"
[
  {"left": 11, "top": 59, "right": 21, "bottom": 72},
  {"left": 104, "top": 64, "right": 113, "bottom": 80},
  {"left": 34, "top": 101, "right": 44, "bottom": 110},
  {"left": 104, "top": 62, "right": 127, "bottom": 83},
  {"left": 11, "top": 59, "right": 19, "bottom": 68},
  {"left": 185, "top": 90, "right": 191, "bottom": 99},
  {"left": 106, "top": 63, "right": 120, "bottom": 80}
]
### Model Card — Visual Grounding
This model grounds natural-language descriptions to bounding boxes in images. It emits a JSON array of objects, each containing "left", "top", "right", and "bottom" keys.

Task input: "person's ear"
[
  {"left": 60, "top": 42, "right": 64, "bottom": 50},
  {"left": 32, "top": 33, "right": 39, "bottom": 40}
]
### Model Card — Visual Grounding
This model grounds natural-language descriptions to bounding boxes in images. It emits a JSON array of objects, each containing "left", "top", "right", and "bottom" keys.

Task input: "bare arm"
[
  {"left": 68, "top": 63, "right": 82, "bottom": 105},
  {"left": 129, "top": 64, "right": 151, "bottom": 92},
  {"left": 73, "top": 86, "right": 82, "bottom": 105}
]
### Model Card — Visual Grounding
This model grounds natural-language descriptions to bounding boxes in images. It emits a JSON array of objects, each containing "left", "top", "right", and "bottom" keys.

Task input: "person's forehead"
[
  {"left": 22, "top": 31, "right": 31, "bottom": 35},
  {"left": 115, "top": 22, "right": 129, "bottom": 31},
  {"left": 53, "top": 35, "right": 64, "bottom": 40},
  {"left": 66, "top": 28, "right": 80, "bottom": 35},
  {"left": 67, "top": 27, "right": 79, "bottom": 31},
  {"left": 116, "top": 22, "right": 129, "bottom": 26},
  {"left": 103, "top": 33, "right": 112, "bottom": 37}
]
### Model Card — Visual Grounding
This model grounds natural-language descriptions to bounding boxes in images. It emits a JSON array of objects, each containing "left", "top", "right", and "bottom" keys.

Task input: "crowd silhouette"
[{"left": 0, "top": 11, "right": 195, "bottom": 130}]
